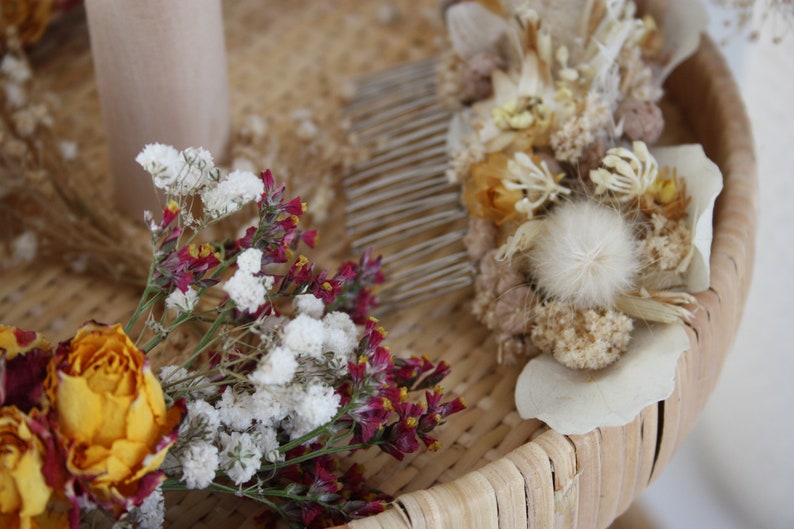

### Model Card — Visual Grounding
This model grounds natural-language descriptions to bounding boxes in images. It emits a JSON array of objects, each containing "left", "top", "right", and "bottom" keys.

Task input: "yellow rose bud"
[
  {"left": 44, "top": 323, "right": 182, "bottom": 514},
  {"left": 0, "top": 406, "right": 53, "bottom": 529}
]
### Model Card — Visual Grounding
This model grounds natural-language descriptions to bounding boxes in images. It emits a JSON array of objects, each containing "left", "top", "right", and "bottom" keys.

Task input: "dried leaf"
[
  {"left": 446, "top": 2, "right": 521, "bottom": 63},
  {"left": 515, "top": 322, "right": 689, "bottom": 434},
  {"left": 647, "top": 0, "right": 709, "bottom": 79}
]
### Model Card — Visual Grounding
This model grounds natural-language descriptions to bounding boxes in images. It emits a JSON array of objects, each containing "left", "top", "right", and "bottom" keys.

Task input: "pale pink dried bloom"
[
  {"left": 616, "top": 98, "right": 664, "bottom": 144},
  {"left": 464, "top": 217, "right": 498, "bottom": 261},
  {"left": 459, "top": 52, "right": 504, "bottom": 103},
  {"left": 492, "top": 285, "right": 538, "bottom": 335}
]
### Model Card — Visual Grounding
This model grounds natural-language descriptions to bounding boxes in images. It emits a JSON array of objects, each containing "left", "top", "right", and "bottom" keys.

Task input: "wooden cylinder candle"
[{"left": 85, "top": 0, "right": 232, "bottom": 219}]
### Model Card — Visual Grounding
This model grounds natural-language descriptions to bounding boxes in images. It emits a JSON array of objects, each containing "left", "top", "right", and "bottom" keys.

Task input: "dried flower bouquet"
[
  {"left": 0, "top": 141, "right": 464, "bottom": 529},
  {"left": 440, "top": 0, "right": 722, "bottom": 433}
]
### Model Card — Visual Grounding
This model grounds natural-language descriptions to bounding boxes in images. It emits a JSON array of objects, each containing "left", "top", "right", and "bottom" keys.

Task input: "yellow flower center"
[{"left": 491, "top": 97, "right": 549, "bottom": 131}]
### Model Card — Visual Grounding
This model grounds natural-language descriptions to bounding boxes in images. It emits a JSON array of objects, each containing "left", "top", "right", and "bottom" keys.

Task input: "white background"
[{"left": 639, "top": 4, "right": 794, "bottom": 528}]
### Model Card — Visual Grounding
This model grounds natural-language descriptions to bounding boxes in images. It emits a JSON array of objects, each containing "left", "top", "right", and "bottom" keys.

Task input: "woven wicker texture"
[{"left": 0, "top": 1, "right": 755, "bottom": 528}]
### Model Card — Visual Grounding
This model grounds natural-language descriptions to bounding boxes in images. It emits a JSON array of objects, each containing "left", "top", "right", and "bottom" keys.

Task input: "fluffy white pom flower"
[
  {"left": 219, "top": 431, "right": 263, "bottom": 485},
  {"left": 181, "top": 146, "right": 215, "bottom": 171},
  {"left": 249, "top": 346, "right": 299, "bottom": 387},
  {"left": 282, "top": 313, "right": 325, "bottom": 358},
  {"left": 201, "top": 169, "right": 264, "bottom": 219},
  {"left": 293, "top": 294, "right": 325, "bottom": 319},
  {"left": 165, "top": 287, "right": 199, "bottom": 315},
  {"left": 529, "top": 201, "right": 638, "bottom": 309},
  {"left": 11, "top": 231, "right": 37, "bottom": 265},
  {"left": 223, "top": 270, "right": 267, "bottom": 313},
  {"left": 180, "top": 441, "right": 220, "bottom": 489},
  {"left": 236, "top": 248, "right": 263, "bottom": 275},
  {"left": 250, "top": 388, "right": 289, "bottom": 428},
  {"left": 1, "top": 55, "right": 31, "bottom": 83},
  {"left": 215, "top": 389, "right": 257, "bottom": 431}
]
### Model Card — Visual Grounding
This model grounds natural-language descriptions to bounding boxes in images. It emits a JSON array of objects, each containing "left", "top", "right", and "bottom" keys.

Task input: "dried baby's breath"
[{"left": 0, "top": 33, "right": 149, "bottom": 281}]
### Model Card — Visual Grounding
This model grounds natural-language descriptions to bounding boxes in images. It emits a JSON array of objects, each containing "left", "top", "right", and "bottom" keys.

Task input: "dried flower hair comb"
[{"left": 343, "top": 0, "right": 724, "bottom": 434}]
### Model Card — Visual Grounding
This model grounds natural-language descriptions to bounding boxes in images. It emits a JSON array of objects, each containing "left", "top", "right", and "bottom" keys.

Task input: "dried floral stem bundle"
[
  {"left": 0, "top": 145, "right": 464, "bottom": 529},
  {"left": 0, "top": 31, "right": 150, "bottom": 282}
]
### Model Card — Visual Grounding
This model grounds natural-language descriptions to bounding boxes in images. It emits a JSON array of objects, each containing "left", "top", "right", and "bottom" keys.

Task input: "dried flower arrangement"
[
  {"left": 440, "top": 0, "right": 723, "bottom": 433},
  {"left": 0, "top": 145, "right": 465, "bottom": 529},
  {"left": 0, "top": 1, "right": 755, "bottom": 527},
  {"left": 0, "top": 19, "right": 463, "bottom": 529}
]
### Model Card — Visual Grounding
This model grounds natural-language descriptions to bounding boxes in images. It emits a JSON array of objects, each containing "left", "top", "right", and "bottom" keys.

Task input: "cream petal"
[
  {"left": 446, "top": 2, "right": 518, "bottom": 62},
  {"left": 490, "top": 69, "right": 520, "bottom": 104},
  {"left": 515, "top": 323, "right": 689, "bottom": 434},
  {"left": 446, "top": 109, "right": 474, "bottom": 158},
  {"left": 644, "top": 0, "right": 709, "bottom": 80},
  {"left": 651, "top": 144, "right": 723, "bottom": 293}
]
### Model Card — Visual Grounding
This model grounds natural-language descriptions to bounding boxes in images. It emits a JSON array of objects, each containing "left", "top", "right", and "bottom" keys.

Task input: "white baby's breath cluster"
[
  {"left": 165, "top": 287, "right": 199, "bottom": 315},
  {"left": 160, "top": 295, "right": 359, "bottom": 488},
  {"left": 136, "top": 143, "right": 264, "bottom": 222},
  {"left": 221, "top": 248, "right": 274, "bottom": 314},
  {"left": 127, "top": 487, "right": 165, "bottom": 529}
]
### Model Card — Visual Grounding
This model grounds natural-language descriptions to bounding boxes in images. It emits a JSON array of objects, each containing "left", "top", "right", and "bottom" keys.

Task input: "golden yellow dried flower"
[{"left": 44, "top": 322, "right": 182, "bottom": 513}]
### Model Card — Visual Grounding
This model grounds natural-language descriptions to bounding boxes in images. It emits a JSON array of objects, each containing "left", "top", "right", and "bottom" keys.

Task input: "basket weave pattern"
[{"left": 0, "top": 1, "right": 756, "bottom": 528}]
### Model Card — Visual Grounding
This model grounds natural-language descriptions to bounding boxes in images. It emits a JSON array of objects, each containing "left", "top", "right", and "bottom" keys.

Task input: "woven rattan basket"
[{"left": 1, "top": 1, "right": 756, "bottom": 528}]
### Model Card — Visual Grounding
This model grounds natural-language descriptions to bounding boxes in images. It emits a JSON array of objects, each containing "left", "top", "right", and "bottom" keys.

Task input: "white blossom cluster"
[
  {"left": 164, "top": 286, "right": 199, "bottom": 315},
  {"left": 222, "top": 248, "right": 274, "bottom": 313},
  {"left": 162, "top": 296, "right": 359, "bottom": 489},
  {"left": 135, "top": 143, "right": 264, "bottom": 219}
]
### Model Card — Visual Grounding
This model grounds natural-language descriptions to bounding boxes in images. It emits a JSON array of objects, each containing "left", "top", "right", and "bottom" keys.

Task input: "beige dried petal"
[
  {"left": 642, "top": 0, "right": 709, "bottom": 80},
  {"left": 515, "top": 322, "right": 690, "bottom": 434},
  {"left": 650, "top": 144, "right": 723, "bottom": 293},
  {"left": 464, "top": 217, "right": 499, "bottom": 261},
  {"left": 446, "top": 2, "right": 521, "bottom": 64}
]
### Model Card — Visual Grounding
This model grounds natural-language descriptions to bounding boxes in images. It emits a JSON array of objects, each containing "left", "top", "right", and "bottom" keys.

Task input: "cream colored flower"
[
  {"left": 590, "top": 141, "right": 658, "bottom": 201},
  {"left": 505, "top": 152, "right": 570, "bottom": 218}
]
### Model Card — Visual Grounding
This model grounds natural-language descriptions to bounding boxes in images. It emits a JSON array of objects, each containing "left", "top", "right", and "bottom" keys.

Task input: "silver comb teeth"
[{"left": 343, "top": 58, "right": 473, "bottom": 311}]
